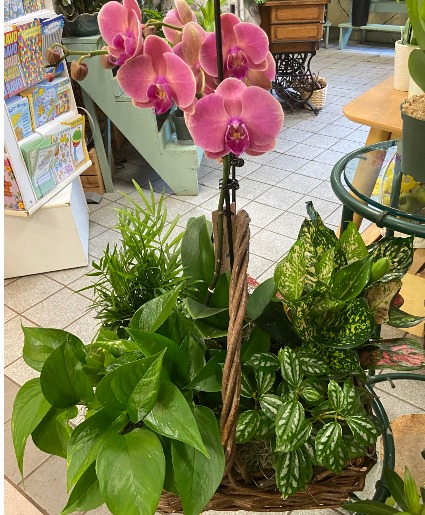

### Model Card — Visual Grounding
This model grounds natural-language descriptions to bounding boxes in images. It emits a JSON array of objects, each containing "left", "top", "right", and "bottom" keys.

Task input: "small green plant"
[
  {"left": 84, "top": 183, "right": 187, "bottom": 335},
  {"left": 344, "top": 466, "right": 425, "bottom": 514}
]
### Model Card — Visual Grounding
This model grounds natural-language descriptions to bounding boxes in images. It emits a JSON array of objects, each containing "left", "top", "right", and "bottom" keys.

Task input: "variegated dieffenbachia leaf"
[
  {"left": 274, "top": 239, "right": 306, "bottom": 302},
  {"left": 387, "top": 306, "right": 425, "bottom": 328},
  {"left": 315, "top": 247, "right": 336, "bottom": 285},
  {"left": 338, "top": 221, "right": 368, "bottom": 264},
  {"left": 244, "top": 352, "right": 280, "bottom": 370},
  {"left": 240, "top": 371, "right": 254, "bottom": 398},
  {"left": 331, "top": 257, "right": 372, "bottom": 302},
  {"left": 327, "top": 380, "right": 347, "bottom": 412},
  {"left": 359, "top": 338, "right": 425, "bottom": 371},
  {"left": 304, "top": 343, "right": 362, "bottom": 375},
  {"left": 274, "top": 445, "right": 313, "bottom": 498},
  {"left": 346, "top": 415, "right": 380, "bottom": 446},
  {"left": 367, "top": 236, "right": 414, "bottom": 282},
  {"left": 275, "top": 401, "right": 310, "bottom": 452},
  {"left": 364, "top": 280, "right": 402, "bottom": 325},
  {"left": 255, "top": 368, "right": 276, "bottom": 395},
  {"left": 255, "top": 411, "right": 275, "bottom": 440},
  {"left": 278, "top": 347, "right": 302, "bottom": 387},
  {"left": 297, "top": 350, "right": 329, "bottom": 376},
  {"left": 259, "top": 393, "right": 284, "bottom": 420},
  {"left": 320, "top": 298, "right": 375, "bottom": 349},
  {"left": 315, "top": 421, "right": 347, "bottom": 473},
  {"left": 235, "top": 410, "right": 260, "bottom": 444}
]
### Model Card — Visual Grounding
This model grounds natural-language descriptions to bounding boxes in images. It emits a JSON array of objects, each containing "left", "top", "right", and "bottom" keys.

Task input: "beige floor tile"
[
  {"left": 4, "top": 276, "right": 63, "bottom": 313},
  {"left": 4, "top": 305, "right": 17, "bottom": 323},
  {"left": 22, "top": 289, "right": 91, "bottom": 329},
  {"left": 5, "top": 358, "right": 39, "bottom": 386},
  {"left": 20, "top": 456, "right": 69, "bottom": 515},
  {"left": 89, "top": 202, "right": 122, "bottom": 229},
  {"left": 4, "top": 423, "right": 50, "bottom": 483},
  {"left": 250, "top": 230, "right": 295, "bottom": 262},
  {"left": 4, "top": 316, "right": 37, "bottom": 367},
  {"left": 65, "top": 311, "right": 101, "bottom": 345},
  {"left": 89, "top": 229, "right": 122, "bottom": 259},
  {"left": 44, "top": 257, "right": 95, "bottom": 286},
  {"left": 4, "top": 480, "right": 44, "bottom": 515},
  {"left": 4, "top": 377, "right": 20, "bottom": 423}
]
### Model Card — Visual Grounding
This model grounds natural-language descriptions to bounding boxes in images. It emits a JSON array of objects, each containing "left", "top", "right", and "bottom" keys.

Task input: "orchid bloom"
[
  {"left": 246, "top": 52, "right": 276, "bottom": 90},
  {"left": 199, "top": 13, "right": 269, "bottom": 82},
  {"left": 98, "top": 0, "right": 144, "bottom": 66},
  {"left": 185, "top": 78, "right": 283, "bottom": 159},
  {"left": 163, "top": 0, "right": 196, "bottom": 45},
  {"left": 173, "top": 22, "right": 215, "bottom": 96},
  {"left": 117, "top": 35, "right": 196, "bottom": 115}
]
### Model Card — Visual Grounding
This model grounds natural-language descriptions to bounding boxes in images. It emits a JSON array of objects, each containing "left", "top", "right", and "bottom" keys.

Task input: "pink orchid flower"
[
  {"left": 163, "top": 0, "right": 196, "bottom": 45},
  {"left": 173, "top": 22, "right": 215, "bottom": 96},
  {"left": 98, "top": 0, "right": 144, "bottom": 66},
  {"left": 246, "top": 52, "right": 276, "bottom": 90},
  {"left": 185, "top": 78, "right": 283, "bottom": 159},
  {"left": 116, "top": 35, "right": 196, "bottom": 115},
  {"left": 199, "top": 13, "right": 269, "bottom": 82}
]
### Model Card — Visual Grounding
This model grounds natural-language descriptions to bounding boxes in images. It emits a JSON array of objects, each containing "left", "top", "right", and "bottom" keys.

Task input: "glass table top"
[{"left": 340, "top": 140, "right": 425, "bottom": 224}]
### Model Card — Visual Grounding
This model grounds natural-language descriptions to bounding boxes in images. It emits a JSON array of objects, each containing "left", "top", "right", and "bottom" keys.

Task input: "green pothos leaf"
[
  {"left": 236, "top": 410, "right": 260, "bottom": 444},
  {"left": 388, "top": 306, "right": 425, "bottom": 328},
  {"left": 274, "top": 239, "right": 306, "bottom": 301},
  {"left": 368, "top": 236, "right": 414, "bottom": 282},
  {"left": 315, "top": 421, "right": 347, "bottom": 473},
  {"left": 364, "top": 280, "right": 402, "bottom": 325},
  {"left": 338, "top": 221, "right": 368, "bottom": 263}
]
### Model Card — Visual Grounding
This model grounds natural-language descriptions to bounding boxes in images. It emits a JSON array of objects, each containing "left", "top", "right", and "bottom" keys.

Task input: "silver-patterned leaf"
[
  {"left": 259, "top": 393, "right": 284, "bottom": 420},
  {"left": 297, "top": 351, "right": 329, "bottom": 376},
  {"left": 274, "top": 239, "right": 306, "bottom": 301},
  {"left": 278, "top": 348, "right": 302, "bottom": 387},
  {"left": 240, "top": 371, "right": 254, "bottom": 398},
  {"left": 341, "top": 379, "right": 365, "bottom": 416},
  {"left": 315, "top": 421, "right": 346, "bottom": 473},
  {"left": 316, "top": 248, "right": 336, "bottom": 284},
  {"left": 235, "top": 410, "right": 260, "bottom": 444},
  {"left": 299, "top": 385, "right": 322, "bottom": 403},
  {"left": 365, "top": 280, "right": 402, "bottom": 325},
  {"left": 255, "top": 412, "right": 275, "bottom": 440},
  {"left": 254, "top": 368, "right": 276, "bottom": 395},
  {"left": 244, "top": 352, "right": 280, "bottom": 370},
  {"left": 346, "top": 415, "right": 379, "bottom": 446},
  {"left": 274, "top": 447, "right": 311, "bottom": 499},
  {"left": 275, "top": 401, "right": 308, "bottom": 452},
  {"left": 338, "top": 221, "right": 368, "bottom": 264},
  {"left": 328, "top": 380, "right": 347, "bottom": 412},
  {"left": 343, "top": 435, "right": 366, "bottom": 459}
]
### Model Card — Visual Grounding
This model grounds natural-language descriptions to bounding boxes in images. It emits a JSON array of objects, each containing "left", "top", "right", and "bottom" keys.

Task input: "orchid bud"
[
  {"left": 143, "top": 25, "right": 156, "bottom": 37},
  {"left": 70, "top": 60, "right": 88, "bottom": 81},
  {"left": 46, "top": 48, "right": 61, "bottom": 65},
  {"left": 100, "top": 46, "right": 116, "bottom": 69}
]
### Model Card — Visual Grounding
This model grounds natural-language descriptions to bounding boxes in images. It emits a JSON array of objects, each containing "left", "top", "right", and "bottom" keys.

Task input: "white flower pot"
[
  {"left": 408, "top": 74, "right": 424, "bottom": 97},
  {"left": 394, "top": 40, "right": 417, "bottom": 92}
]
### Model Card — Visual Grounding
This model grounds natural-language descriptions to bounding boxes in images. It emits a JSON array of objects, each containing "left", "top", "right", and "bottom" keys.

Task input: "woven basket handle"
[{"left": 220, "top": 209, "right": 250, "bottom": 476}]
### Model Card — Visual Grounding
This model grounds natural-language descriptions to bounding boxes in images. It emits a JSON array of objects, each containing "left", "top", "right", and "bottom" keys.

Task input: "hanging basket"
[
  {"left": 301, "top": 77, "right": 328, "bottom": 110},
  {"left": 158, "top": 209, "right": 376, "bottom": 512}
]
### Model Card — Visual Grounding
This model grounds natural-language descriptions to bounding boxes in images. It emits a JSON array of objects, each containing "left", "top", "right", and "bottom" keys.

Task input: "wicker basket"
[
  {"left": 158, "top": 209, "right": 376, "bottom": 512},
  {"left": 301, "top": 77, "right": 328, "bottom": 110}
]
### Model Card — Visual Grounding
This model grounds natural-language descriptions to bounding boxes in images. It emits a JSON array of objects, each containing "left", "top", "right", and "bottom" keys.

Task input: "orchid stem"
[
  {"left": 145, "top": 19, "right": 183, "bottom": 31},
  {"left": 205, "top": 155, "right": 230, "bottom": 306}
]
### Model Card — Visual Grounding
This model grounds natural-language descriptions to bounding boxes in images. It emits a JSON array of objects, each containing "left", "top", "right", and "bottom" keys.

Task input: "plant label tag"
[{"left": 212, "top": 202, "right": 236, "bottom": 274}]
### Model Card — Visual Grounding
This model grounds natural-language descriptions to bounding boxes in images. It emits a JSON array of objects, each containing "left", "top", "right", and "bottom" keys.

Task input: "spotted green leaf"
[
  {"left": 368, "top": 236, "right": 414, "bottom": 282},
  {"left": 365, "top": 280, "right": 402, "bottom": 325},
  {"left": 328, "top": 380, "right": 347, "bottom": 412},
  {"left": 236, "top": 410, "right": 260, "bottom": 444},
  {"left": 331, "top": 257, "right": 372, "bottom": 301},
  {"left": 338, "top": 221, "right": 368, "bottom": 263},
  {"left": 274, "top": 239, "right": 306, "bottom": 301},
  {"left": 278, "top": 347, "right": 302, "bottom": 387},
  {"left": 259, "top": 393, "right": 284, "bottom": 420},
  {"left": 254, "top": 367, "right": 276, "bottom": 395},
  {"left": 316, "top": 248, "right": 336, "bottom": 285},
  {"left": 315, "top": 421, "right": 347, "bottom": 473},
  {"left": 275, "top": 401, "right": 310, "bottom": 452},
  {"left": 244, "top": 352, "right": 280, "bottom": 370},
  {"left": 346, "top": 415, "right": 380, "bottom": 446},
  {"left": 274, "top": 446, "right": 312, "bottom": 499},
  {"left": 388, "top": 306, "right": 425, "bottom": 328}
]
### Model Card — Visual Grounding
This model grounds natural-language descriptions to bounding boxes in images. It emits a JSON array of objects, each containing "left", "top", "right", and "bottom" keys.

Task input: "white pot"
[
  {"left": 408, "top": 74, "right": 424, "bottom": 97},
  {"left": 394, "top": 40, "right": 417, "bottom": 91}
]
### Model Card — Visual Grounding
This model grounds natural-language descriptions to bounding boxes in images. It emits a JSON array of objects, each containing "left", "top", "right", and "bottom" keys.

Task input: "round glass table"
[{"left": 331, "top": 140, "right": 425, "bottom": 238}]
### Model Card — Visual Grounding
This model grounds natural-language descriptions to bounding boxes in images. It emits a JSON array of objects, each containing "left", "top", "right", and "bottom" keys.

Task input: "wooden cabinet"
[{"left": 260, "top": 0, "right": 328, "bottom": 53}]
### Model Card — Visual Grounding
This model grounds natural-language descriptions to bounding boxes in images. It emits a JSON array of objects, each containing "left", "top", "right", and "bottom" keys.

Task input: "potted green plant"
[
  {"left": 52, "top": 0, "right": 112, "bottom": 36},
  {"left": 394, "top": 19, "right": 418, "bottom": 91},
  {"left": 400, "top": 0, "right": 425, "bottom": 182}
]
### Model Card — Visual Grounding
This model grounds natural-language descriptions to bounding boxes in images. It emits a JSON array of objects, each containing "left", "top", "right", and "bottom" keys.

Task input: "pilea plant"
[{"left": 11, "top": 204, "right": 425, "bottom": 513}]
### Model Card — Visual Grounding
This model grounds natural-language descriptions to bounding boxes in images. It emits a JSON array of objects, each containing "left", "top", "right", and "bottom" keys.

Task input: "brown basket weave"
[
  {"left": 158, "top": 209, "right": 376, "bottom": 512},
  {"left": 301, "top": 77, "right": 328, "bottom": 110}
]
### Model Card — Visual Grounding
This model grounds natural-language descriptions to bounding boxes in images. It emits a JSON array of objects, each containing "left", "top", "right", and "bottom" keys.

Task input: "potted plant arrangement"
[
  {"left": 52, "top": 0, "right": 112, "bottom": 36},
  {"left": 394, "top": 19, "right": 418, "bottom": 92},
  {"left": 401, "top": 0, "right": 425, "bottom": 182},
  {"left": 12, "top": 0, "right": 425, "bottom": 513}
]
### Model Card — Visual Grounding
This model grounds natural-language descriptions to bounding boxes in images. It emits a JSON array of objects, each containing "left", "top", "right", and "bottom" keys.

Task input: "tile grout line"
[{"left": 5, "top": 476, "right": 49, "bottom": 515}]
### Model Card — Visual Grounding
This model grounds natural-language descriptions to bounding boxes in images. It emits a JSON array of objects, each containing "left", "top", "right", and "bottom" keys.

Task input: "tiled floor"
[{"left": 4, "top": 41, "right": 425, "bottom": 514}]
